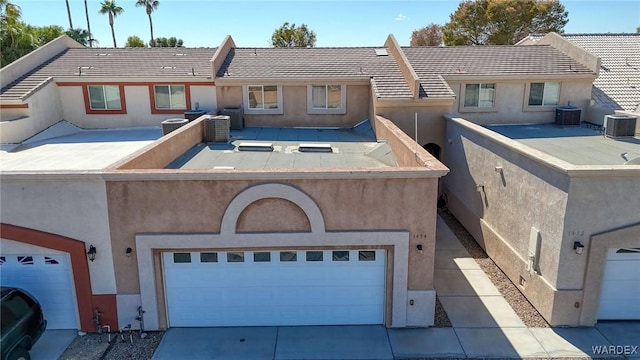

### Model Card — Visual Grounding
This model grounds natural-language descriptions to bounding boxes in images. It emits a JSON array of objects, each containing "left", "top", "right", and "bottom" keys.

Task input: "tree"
[
  {"left": 271, "top": 22, "right": 316, "bottom": 47},
  {"left": 32, "top": 24, "right": 64, "bottom": 44},
  {"left": 99, "top": 0, "right": 124, "bottom": 47},
  {"left": 637, "top": 25, "right": 639, "bottom": 33},
  {"left": 135, "top": 0, "right": 159, "bottom": 46},
  {"left": 150, "top": 36, "right": 183, "bottom": 47},
  {"left": 442, "top": 0, "right": 568, "bottom": 45},
  {"left": 125, "top": 35, "right": 146, "bottom": 47},
  {"left": 84, "top": 0, "right": 95, "bottom": 47},
  {"left": 65, "top": 0, "right": 73, "bottom": 28},
  {"left": 410, "top": 23, "right": 443, "bottom": 46},
  {"left": 1, "top": 0, "right": 36, "bottom": 66},
  {"left": 66, "top": 28, "right": 91, "bottom": 46}
]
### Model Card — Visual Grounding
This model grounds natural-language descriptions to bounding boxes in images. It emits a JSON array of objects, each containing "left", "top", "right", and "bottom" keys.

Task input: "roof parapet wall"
[
  {"left": 533, "top": 32, "right": 600, "bottom": 75},
  {"left": 1, "top": 35, "right": 83, "bottom": 90},
  {"left": 384, "top": 34, "right": 421, "bottom": 99},
  {"left": 212, "top": 35, "right": 237, "bottom": 78}
]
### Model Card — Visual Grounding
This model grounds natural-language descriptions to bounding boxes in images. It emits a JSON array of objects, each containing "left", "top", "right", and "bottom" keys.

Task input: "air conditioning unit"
[
  {"left": 555, "top": 107, "right": 581, "bottom": 127},
  {"left": 605, "top": 115, "right": 637, "bottom": 137},
  {"left": 161, "top": 118, "right": 188, "bottom": 135},
  {"left": 183, "top": 110, "right": 206, "bottom": 122},
  {"left": 203, "top": 115, "right": 230, "bottom": 142},
  {"left": 220, "top": 107, "right": 244, "bottom": 130}
]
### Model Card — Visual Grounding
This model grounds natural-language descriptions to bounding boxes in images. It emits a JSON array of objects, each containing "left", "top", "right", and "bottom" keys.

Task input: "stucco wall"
[
  {"left": 0, "top": 177, "right": 117, "bottom": 295},
  {"left": 447, "top": 80, "right": 593, "bottom": 125},
  {"left": 216, "top": 85, "right": 369, "bottom": 127},
  {"left": 376, "top": 103, "right": 453, "bottom": 151},
  {"left": 442, "top": 117, "right": 574, "bottom": 324},
  {"left": 0, "top": 82, "right": 64, "bottom": 143},
  {"left": 59, "top": 84, "right": 216, "bottom": 129},
  {"left": 105, "top": 177, "right": 438, "bottom": 294}
]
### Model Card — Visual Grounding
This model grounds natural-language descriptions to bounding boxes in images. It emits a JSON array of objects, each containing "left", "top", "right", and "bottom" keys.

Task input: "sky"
[{"left": 13, "top": 0, "right": 640, "bottom": 48}]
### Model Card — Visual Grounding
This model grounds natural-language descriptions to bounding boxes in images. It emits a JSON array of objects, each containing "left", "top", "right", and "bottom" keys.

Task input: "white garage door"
[
  {"left": 164, "top": 249, "right": 385, "bottom": 327},
  {"left": 0, "top": 254, "right": 78, "bottom": 329},
  {"left": 598, "top": 248, "right": 640, "bottom": 320}
]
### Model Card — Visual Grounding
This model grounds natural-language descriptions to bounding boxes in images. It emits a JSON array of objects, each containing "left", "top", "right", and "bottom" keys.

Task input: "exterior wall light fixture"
[
  {"left": 416, "top": 244, "right": 423, "bottom": 253},
  {"left": 573, "top": 241, "right": 584, "bottom": 255},
  {"left": 87, "top": 245, "right": 97, "bottom": 261},
  {"left": 126, "top": 247, "right": 133, "bottom": 257}
]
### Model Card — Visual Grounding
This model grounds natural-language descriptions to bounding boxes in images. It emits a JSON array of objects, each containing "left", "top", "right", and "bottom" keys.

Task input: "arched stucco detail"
[{"left": 220, "top": 183, "right": 326, "bottom": 235}]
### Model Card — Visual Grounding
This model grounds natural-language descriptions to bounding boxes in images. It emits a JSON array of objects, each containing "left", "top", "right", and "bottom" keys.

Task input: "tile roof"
[
  {"left": 216, "top": 47, "right": 414, "bottom": 99},
  {"left": 1, "top": 47, "right": 217, "bottom": 102},
  {"left": 519, "top": 33, "right": 640, "bottom": 112},
  {"left": 402, "top": 45, "right": 593, "bottom": 77},
  {"left": 561, "top": 34, "right": 640, "bottom": 112}
]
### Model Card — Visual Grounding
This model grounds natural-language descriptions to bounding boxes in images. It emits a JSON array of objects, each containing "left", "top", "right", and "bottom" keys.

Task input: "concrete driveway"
[
  {"left": 151, "top": 325, "right": 393, "bottom": 360},
  {"left": 30, "top": 329, "right": 76, "bottom": 360},
  {"left": 151, "top": 322, "right": 640, "bottom": 359}
]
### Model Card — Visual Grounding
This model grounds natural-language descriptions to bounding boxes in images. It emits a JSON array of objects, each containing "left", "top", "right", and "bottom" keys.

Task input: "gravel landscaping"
[
  {"left": 59, "top": 331, "right": 164, "bottom": 360},
  {"left": 439, "top": 209, "right": 550, "bottom": 328}
]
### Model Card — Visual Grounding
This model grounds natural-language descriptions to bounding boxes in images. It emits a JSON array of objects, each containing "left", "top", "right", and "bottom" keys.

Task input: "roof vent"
[
  {"left": 375, "top": 48, "right": 388, "bottom": 56},
  {"left": 298, "top": 143, "right": 332, "bottom": 152},
  {"left": 161, "top": 66, "right": 176, "bottom": 70},
  {"left": 213, "top": 166, "right": 235, "bottom": 170},
  {"left": 173, "top": 53, "right": 187, "bottom": 56},
  {"left": 238, "top": 142, "right": 274, "bottom": 151},
  {"left": 96, "top": 53, "right": 111, "bottom": 56}
]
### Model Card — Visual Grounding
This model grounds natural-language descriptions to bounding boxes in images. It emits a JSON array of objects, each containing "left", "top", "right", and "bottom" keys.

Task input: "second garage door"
[
  {"left": 597, "top": 248, "right": 640, "bottom": 320},
  {"left": 163, "top": 249, "right": 385, "bottom": 327}
]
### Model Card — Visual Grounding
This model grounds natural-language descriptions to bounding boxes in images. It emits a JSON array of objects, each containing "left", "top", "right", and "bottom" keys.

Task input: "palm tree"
[
  {"left": 65, "top": 0, "right": 73, "bottom": 28},
  {"left": 99, "top": 0, "right": 123, "bottom": 47},
  {"left": 84, "top": 0, "right": 94, "bottom": 47},
  {"left": 135, "top": 0, "right": 159, "bottom": 46}
]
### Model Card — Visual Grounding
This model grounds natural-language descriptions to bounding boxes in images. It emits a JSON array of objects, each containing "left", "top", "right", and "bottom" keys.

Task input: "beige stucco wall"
[
  {"left": 216, "top": 85, "right": 370, "bottom": 127},
  {"left": 0, "top": 82, "right": 64, "bottom": 143},
  {"left": 106, "top": 177, "right": 438, "bottom": 294},
  {"left": 0, "top": 176, "right": 117, "bottom": 295},
  {"left": 443, "top": 116, "right": 640, "bottom": 326},
  {"left": 376, "top": 103, "right": 453, "bottom": 152},
  {"left": 442, "top": 117, "right": 570, "bottom": 324},
  {"left": 59, "top": 84, "right": 216, "bottom": 129},
  {"left": 446, "top": 79, "right": 593, "bottom": 125}
]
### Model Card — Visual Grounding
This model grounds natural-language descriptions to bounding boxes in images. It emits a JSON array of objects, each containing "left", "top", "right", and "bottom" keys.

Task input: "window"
[
  {"left": 464, "top": 83, "right": 495, "bottom": 108},
  {"left": 279, "top": 251, "right": 297, "bottom": 262},
  {"left": 173, "top": 253, "right": 191, "bottom": 263},
  {"left": 528, "top": 82, "right": 560, "bottom": 106},
  {"left": 312, "top": 85, "right": 342, "bottom": 109},
  {"left": 332, "top": 251, "right": 349, "bottom": 261},
  {"left": 307, "top": 85, "right": 346, "bottom": 114},
  {"left": 88, "top": 85, "right": 121, "bottom": 110},
  {"left": 44, "top": 256, "right": 59, "bottom": 265},
  {"left": 17, "top": 256, "right": 34, "bottom": 265},
  {"left": 247, "top": 85, "right": 279, "bottom": 110},
  {"left": 253, "top": 252, "right": 271, "bottom": 262},
  {"left": 200, "top": 253, "right": 218, "bottom": 263},
  {"left": 154, "top": 85, "right": 186, "bottom": 110},
  {"left": 359, "top": 251, "right": 376, "bottom": 261},
  {"left": 227, "top": 252, "right": 244, "bottom": 263},
  {"left": 306, "top": 251, "right": 323, "bottom": 262}
]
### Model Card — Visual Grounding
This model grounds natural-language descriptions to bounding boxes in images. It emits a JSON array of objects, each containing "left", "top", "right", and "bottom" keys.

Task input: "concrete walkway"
[{"left": 151, "top": 216, "right": 640, "bottom": 359}]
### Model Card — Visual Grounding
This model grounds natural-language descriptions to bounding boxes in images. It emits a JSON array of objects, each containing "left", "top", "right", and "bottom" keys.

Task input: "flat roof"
[
  {"left": 167, "top": 126, "right": 397, "bottom": 170},
  {"left": 486, "top": 123, "right": 640, "bottom": 165},
  {"left": 0, "top": 124, "right": 161, "bottom": 171}
]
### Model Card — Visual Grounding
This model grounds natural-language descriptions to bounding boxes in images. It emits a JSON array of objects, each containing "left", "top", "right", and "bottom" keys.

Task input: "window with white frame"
[
  {"left": 247, "top": 85, "right": 279, "bottom": 110},
  {"left": 307, "top": 84, "right": 346, "bottom": 114},
  {"left": 528, "top": 82, "right": 560, "bottom": 106},
  {"left": 88, "top": 85, "right": 121, "bottom": 110},
  {"left": 154, "top": 85, "right": 186, "bottom": 110},
  {"left": 464, "top": 83, "right": 495, "bottom": 108},
  {"left": 312, "top": 85, "right": 342, "bottom": 109}
]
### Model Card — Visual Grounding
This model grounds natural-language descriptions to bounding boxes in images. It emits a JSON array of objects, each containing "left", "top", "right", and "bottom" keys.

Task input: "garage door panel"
[
  {"left": 598, "top": 248, "right": 640, "bottom": 320},
  {"left": 164, "top": 250, "right": 385, "bottom": 327},
  {"left": 0, "top": 254, "right": 78, "bottom": 329}
]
